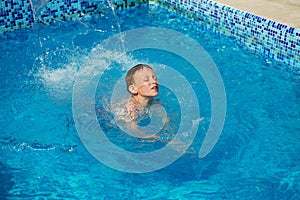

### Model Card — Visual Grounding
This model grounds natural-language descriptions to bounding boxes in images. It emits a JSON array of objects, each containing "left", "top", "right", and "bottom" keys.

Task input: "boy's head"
[{"left": 126, "top": 64, "right": 159, "bottom": 97}]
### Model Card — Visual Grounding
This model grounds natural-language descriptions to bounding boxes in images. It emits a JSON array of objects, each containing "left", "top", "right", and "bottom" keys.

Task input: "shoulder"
[
  {"left": 126, "top": 98, "right": 140, "bottom": 120},
  {"left": 126, "top": 98, "right": 138, "bottom": 111}
]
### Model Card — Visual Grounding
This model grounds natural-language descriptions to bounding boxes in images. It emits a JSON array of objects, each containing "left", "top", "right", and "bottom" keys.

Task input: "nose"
[{"left": 151, "top": 78, "right": 158, "bottom": 84}]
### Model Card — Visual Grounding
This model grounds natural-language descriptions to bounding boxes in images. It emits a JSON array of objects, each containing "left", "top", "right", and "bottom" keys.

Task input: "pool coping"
[{"left": 212, "top": 0, "right": 300, "bottom": 29}]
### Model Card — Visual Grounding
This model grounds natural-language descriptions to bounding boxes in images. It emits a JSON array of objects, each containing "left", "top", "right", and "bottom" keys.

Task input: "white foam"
[{"left": 35, "top": 43, "right": 144, "bottom": 100}]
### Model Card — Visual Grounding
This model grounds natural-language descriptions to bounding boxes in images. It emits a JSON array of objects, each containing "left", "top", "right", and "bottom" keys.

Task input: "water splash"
[
  {"left": 0, "top": 137, "right": 77, "bottom": 152},
  {"left": 32, "top": 0, "right": 129, "bottom": 101},
  {"left": 29, "top": 0, "right": 49, "bottom": 21},
  {"left": 35, "top": 44, "right": 140, "bottom": 100}
]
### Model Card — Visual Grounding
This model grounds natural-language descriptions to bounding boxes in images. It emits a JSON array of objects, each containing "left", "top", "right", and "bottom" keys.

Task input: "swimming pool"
[{"left": 1, "top": 3, "right": 299, "bottom": 200}]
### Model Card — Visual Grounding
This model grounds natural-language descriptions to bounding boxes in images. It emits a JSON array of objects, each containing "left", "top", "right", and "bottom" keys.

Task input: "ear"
[{"left": 128, "top": 84, "right": 138, "bottom": 94}]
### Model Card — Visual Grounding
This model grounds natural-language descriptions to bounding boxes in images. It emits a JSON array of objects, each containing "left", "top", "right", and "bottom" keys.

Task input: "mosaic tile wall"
[
  {"left": 39, "top": 0, "right": 148, "bottom": 24},
  {"left": 0, "top": 0, "right": 147, "bottom": 33},
  {"left": 114, "top": 0, "right": 148, "bottom": 9},
  {"left": 151, "top": 0, "right": 300, "bottom": 68},
  {"left": 0, "top": 0, "right": 34, "bottom": 32},
  {"left": 38, "top": 0, "right": 106, "bottom": 24}
]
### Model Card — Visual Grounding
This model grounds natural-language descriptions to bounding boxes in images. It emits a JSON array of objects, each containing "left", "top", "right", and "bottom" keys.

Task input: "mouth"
[{"left": 151, "top": 85, "right": 158, "bottom": 91}]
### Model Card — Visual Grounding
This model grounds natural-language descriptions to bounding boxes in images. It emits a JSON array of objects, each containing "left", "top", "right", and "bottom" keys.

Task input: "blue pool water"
[{"left": 1, "top": 5, "right": 299, "bottom": 199}]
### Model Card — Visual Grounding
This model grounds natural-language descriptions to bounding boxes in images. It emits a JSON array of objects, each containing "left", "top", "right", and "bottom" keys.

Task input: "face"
[{"left": 131, "top": 68, "right": 159, "bottom": 97}]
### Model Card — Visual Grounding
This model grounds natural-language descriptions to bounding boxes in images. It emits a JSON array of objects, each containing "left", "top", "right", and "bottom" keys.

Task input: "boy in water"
[{"left": 125, "top": 64, "right": 159, "bottom": 121}]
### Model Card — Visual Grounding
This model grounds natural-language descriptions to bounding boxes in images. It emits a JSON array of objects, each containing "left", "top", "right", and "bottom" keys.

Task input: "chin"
[{"left": 146, "top": 94, "right": 157, "bottom": 98}]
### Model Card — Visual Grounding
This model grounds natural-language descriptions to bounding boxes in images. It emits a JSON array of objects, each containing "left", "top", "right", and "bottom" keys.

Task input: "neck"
[{"left": 132, "top": 95, "right": 152, "bottom": 107}]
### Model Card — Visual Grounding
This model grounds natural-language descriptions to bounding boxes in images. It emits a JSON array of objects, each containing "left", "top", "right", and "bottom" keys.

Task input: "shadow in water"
[{"left": 0, "top": 163, "right": 14, "bottom": 199}]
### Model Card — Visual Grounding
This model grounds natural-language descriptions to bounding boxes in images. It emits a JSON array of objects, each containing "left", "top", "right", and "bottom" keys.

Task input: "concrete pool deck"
[{"left": 213, "top": 0, "right": 300, "bottom": 29}]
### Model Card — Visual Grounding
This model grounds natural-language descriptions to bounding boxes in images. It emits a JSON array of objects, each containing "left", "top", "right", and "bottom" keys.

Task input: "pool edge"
[
  {"left": 0, "top": 0, "right": 299, "bottom": 69},
  {"left": 151, "top": 0, "right": 300, "bottom": 69}
]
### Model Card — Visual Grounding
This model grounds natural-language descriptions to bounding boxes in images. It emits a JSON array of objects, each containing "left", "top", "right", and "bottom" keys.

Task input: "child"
[{"left": 125, "top": 64, "right": 159, "bottom": 121}]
